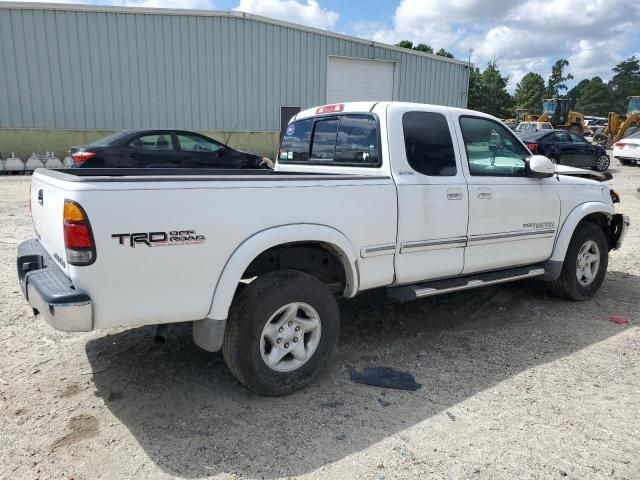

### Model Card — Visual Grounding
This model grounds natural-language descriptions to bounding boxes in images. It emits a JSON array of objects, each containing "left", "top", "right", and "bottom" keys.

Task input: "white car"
[
  {"left": 613, "top": 131, "right": 640, "bottom": 165},
  {"left": 17, "top": 102, "right": 628, "bottom": 395},
  {"left": 515, "top": 121, "right": 554, "bottom": 133}
]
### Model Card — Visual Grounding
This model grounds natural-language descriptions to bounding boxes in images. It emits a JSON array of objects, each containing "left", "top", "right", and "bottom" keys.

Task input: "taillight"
[
  {"left": 316, "top": 104, "right": 344, "bottom": 114},
  {"left": 71, "top": 151, "right": 96, "bottom": 164},
  {"left": 614, "top": 142, "right": 625, "bottom": 148},
  {"left": 526, "top": 143, "right": 539, "bottom": 152},
  {"left": 63, "top": 200, "right": 96, "bottom": 265}
]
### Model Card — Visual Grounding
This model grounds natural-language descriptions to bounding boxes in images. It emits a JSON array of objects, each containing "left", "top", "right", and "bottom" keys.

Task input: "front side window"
[
  {"left": 568, "top": 132, "right": 587, "bottom": 144},
  {"left": 177, "top": 134, "right": 222, "bottom": 153},
  {"left": 130, "top": 134, "right": 175, "bottom": 151},
  {"left": 459, "top": 116, "right": 529, "bottom": 176},
  {"left": 552, "top": 131, "right": 570, "bottom": 142},
  {"left": 279, "top": 114, "right": 380, "bottom": 166},
  {"left": 403, "top": 111, "right": 456, "bottom": 176}
]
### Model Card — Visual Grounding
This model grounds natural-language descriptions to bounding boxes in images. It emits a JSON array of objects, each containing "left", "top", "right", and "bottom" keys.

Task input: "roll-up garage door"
[{"left": 326, "top": 57, "right": 395, "bottom": 103}]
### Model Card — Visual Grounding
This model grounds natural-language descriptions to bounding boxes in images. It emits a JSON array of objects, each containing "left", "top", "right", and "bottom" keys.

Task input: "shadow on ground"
[{"left": 86, "top": 273, "right": 638, "bottom": 478}]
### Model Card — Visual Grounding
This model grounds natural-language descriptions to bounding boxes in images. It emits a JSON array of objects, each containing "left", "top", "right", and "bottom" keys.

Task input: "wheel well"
[
  {"left": 242, "top": 242, "right": 347, "bottom": 293},
  {"left": 579, "top": 213, "right": 615, "bottom": 249}
]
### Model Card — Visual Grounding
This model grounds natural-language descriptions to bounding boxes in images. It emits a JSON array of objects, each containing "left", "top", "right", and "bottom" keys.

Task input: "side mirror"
[{"left": 527, "top": 155, "right": 555, "bottom": 178}]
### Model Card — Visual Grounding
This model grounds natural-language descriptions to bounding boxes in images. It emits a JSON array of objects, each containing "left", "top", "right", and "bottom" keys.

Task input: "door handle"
[
  {"left": 447, "top": 188, "right": 464, "bottom": 200},
  {"left": 477, "top": 188, "right": 493, "bottom": 199}
]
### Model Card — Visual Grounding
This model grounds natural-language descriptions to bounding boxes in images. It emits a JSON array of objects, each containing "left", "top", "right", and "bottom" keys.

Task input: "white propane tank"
[
  {"left": 25, "top": 152, "right": 45, "bottom": 172},
  {"left": 63, "top": 155, "right": 73, "bottom": 167},
  {"left": 4, "top": 152, "right": 25, "bottom": 174},
  {"left": 45, "top": 151, "right": 63, "bottom": 169}
]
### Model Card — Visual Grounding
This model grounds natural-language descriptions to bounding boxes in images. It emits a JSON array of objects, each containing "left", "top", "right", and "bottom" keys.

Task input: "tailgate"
[{"left": 30, "top": 171, "right": 70, "bottom": 275}]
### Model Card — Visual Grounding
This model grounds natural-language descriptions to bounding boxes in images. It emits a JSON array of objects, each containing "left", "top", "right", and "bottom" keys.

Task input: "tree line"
[{"left": 395, "top": 40, "right": 640, "bottom": 119}]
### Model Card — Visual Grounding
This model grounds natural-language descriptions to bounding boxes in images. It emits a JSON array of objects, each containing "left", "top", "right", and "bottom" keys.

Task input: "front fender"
[
  {"left": 207, "top": 224, "right": 359, "bottom": 321},
  {"left": 550, "top": 202, "right": 615, "bottom": 263}
]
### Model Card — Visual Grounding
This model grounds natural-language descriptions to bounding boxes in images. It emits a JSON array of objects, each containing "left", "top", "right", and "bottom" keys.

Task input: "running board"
[{"left": 387, "top": 265, "right": 546, "bottom": 302}]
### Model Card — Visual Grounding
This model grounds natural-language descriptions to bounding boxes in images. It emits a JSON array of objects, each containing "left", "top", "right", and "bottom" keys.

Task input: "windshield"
[
  {"left": 542, "top": 100, "right": 557, "bottom": 115},
  {"left": 89, "top": 131, "right": 130, "bottom": 146},
  {"left": 628, "top": 97, "right": 640, "bottom": 115}
]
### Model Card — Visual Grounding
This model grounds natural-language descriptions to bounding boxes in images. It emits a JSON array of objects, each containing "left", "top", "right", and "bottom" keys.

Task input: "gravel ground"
[{"left": 1, "top": 167, "right": 639, "bottom": 480}]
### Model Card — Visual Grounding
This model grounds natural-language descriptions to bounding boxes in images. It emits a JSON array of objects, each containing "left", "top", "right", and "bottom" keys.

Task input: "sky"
[{"left": 9, "top": 0, "right": 640, "bottom": 91}]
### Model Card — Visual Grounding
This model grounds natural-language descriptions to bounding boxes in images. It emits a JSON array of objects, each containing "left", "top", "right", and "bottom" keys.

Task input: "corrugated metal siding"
[{"left": 0, "top": 6, "right": 469, "bottom": 131}]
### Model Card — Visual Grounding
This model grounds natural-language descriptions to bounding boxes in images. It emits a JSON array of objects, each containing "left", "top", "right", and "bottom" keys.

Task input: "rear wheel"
[
  {"left": 222, "top": 270, "right": 340, "bottom": 396},
  {"left": 546, "top": 223, "right": 608, "bottom": 301},
  {"left": 593, "top": 154, "right": 610, "bottom": 172}
]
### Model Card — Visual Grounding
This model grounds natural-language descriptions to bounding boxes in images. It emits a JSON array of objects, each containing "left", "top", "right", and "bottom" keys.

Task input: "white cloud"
[
  {"left": 355, "top": 0, "right": 640, "bottom": 92},
  {"left": 234, "top": 0, "right": 338, "bottom": 30}
]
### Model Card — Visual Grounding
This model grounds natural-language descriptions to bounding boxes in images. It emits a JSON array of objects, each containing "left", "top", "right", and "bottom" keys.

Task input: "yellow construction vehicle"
[
  {"left": 505, "top": 109, "right": 531, "bottom": 125},
  {"left": 594, "top": 96, "right": 640, "bottom": 146},
  {"left": 532, "top": 98, "right": 586, "bottom": 134}
]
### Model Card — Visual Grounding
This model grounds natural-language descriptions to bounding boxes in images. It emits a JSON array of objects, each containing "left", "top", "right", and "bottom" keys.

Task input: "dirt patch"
[{"left": 51, "top": 415, "right": 99, "bottom": 450}]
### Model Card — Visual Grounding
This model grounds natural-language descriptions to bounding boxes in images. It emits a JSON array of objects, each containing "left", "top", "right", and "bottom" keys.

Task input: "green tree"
[
  {"left": 575, "top": 77, "right": 614, "bottom": 117},
  {"left": 468, "top": 63, "right": 513, "bottom": 117},
  {"left": 567, "top": 78, "right": 590, "bottom": 102},
  {"left": 414, "top": 43, "right": 433, "bottom": 53},
  {"left": 396, "top": 40, "right": 413, "bottom": 49},
  {"left": 546, "top": 59, "right": 574, "bottom": 97},
  {"left": 435, "top": 48, "right": 454, "bottom": 58},
  {"left": 609, "top": 56, "right": 640, "bottom": 112},
  {"left": 513, "top": 72, "right": 545, "bottom": 113}
]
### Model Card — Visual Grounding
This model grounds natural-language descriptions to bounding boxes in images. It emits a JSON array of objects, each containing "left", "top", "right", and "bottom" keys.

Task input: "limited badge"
[{"left": 285, "top": 124, "right": 295, "bottom": 136}]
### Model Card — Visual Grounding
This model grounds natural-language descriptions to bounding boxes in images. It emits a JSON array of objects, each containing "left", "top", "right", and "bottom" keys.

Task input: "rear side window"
[
  {"left": 403, "top": 111, "right": 456, "bottom": 176},
  {"left": 280, "top": 114, "right": 380, "bottom": 166},
  {"left": 130, "top": 134, "right": 175, "bottom": 151}
]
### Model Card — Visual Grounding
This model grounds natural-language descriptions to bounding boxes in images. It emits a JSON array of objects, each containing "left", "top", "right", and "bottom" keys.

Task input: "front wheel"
[
  {"left": 593, "top": 154, "right": 610, "bottom": 172},
  {"left": 222, "top": 270, "right": 340, "bottom": 396},
  {"left": 546, "top": 223, "right": 608, "bottom": 301}
]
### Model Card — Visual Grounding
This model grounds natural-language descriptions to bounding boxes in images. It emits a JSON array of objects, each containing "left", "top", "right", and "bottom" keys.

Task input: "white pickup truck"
[{"left": 18, "top": 102, "right": 629, "bottom": 395}]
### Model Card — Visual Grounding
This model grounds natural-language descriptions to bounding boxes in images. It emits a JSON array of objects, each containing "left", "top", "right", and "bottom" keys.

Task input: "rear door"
[
  {"left": 549, "top": 131, "right": 574, "bottom": 164},
  {"left": 128, "top": 132, "right": 183, "bottom": 168},
  {"left": 388, "top": 104, "right": 469, "bottom": 284}
]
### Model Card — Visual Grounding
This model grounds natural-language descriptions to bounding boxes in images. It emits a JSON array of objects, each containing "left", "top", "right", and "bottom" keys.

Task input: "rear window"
[
  {"left": 89, "top": 131, "right": 130, "bottom": 146},
  {"left": 280, "top": 114, "right": 380, "bottom": 167}
]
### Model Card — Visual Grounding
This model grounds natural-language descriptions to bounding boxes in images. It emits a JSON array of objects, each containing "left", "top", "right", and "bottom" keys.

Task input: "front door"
[
  {"left": 568, "top": 131, "right": 596, "bottom": 167},
  {"left": 388, "top": 104, "right": 469, "bottom": 284},
  {"left": 454, "top": 115, "right": 561, "bottom": 274}
]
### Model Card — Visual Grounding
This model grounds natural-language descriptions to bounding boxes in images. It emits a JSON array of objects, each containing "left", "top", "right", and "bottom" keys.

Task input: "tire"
[
  {"left": 546, "top": 222, "right": 608, "bottom": 301},
  {"left": 222, "top": 269, "right": 340, "bottom": 396},
  {"left": 593, "top": 154, "right": 610, "bottom": 172}
]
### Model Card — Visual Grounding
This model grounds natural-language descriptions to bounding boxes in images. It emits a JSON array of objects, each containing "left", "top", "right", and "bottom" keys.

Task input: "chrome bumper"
[{"left": 17, "top": 239, "right": 93, "bottom": 332}]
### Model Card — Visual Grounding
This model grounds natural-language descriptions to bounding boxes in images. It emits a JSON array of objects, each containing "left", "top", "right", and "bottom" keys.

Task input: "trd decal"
[
  {"left": 522, "top": 222, "right": 555, "bottom": 230},
  {"left": 112, "top": 230, "right": 206, "bottom": 248}
]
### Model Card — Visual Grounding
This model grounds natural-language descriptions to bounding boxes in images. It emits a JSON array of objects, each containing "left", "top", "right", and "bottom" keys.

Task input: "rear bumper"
[{"left": 17, "top": 239, "right": 93, "bottom": 332}]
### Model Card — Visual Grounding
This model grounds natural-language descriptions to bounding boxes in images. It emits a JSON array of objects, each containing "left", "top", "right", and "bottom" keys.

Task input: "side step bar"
[{"left": 387, "top": 265, "right": 546, "bottom": 302}]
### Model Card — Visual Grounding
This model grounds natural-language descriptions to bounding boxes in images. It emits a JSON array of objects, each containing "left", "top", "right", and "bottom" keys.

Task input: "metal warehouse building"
[{"left": 0, "top": 2, "right": 470, "bottom": 158}]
